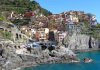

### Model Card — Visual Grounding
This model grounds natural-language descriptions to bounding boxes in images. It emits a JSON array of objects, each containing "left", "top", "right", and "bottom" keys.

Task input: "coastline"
[
  {"left": 13, "top": 56, "right": 78, "bottom": 70},
  {"left": 1, "top": 49, "right": 99, "bottom": 70},
  {"left": 19, "top": 49, "right": 100, "bottom": 70},
  {"left": 19, "top": 60, "right": 76, "bottom": 70},
  {"left": 12, "top": 63, "right": 37, "bottom": 70},
  {"left": 0, "top": 40, "right": 100, "bottom": 70},
  {"left": 73, "top": 48, "right": 100, "bottom": 53}
]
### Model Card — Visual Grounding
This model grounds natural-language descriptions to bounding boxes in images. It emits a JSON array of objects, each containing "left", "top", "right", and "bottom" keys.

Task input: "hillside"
[{"left": 0, "top": 0, "right": 52, "bottom": 16}]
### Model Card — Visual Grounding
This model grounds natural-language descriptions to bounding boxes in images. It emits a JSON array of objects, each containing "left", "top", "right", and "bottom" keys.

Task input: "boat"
[{"left": 84, "top": 58, "right": 93, "bottom": 63}]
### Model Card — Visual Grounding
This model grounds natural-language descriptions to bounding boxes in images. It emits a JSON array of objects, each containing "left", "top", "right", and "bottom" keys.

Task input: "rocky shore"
[{"left": 0, "top": 40, "right": 79, "bottom": 70}]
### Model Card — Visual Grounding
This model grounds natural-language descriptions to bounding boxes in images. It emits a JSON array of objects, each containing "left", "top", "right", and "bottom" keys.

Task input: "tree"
[{"left": 96, "top": 24, "right": 100, "bottom": 28}]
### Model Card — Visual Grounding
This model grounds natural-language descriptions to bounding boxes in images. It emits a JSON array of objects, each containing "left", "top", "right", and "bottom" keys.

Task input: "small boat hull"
[{"left": 84, "top": 59, "right": 93, "bottom": 63}]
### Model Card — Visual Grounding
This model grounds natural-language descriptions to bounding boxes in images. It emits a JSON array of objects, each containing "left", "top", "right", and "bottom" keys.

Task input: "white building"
[
  {"left": 58, "top": 31, "right": 67, "bottom": 42},
  {"left": 37, "top": 28, "right": 49, "bottom": 41},
  {"left": 69, "top": 15, "right": 79, "bottom": 23}
]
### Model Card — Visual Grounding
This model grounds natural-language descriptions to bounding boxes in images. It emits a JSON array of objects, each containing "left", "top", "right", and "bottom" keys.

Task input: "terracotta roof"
[{"left": 24, "top": 12, "right": 35, "bottom": 18}]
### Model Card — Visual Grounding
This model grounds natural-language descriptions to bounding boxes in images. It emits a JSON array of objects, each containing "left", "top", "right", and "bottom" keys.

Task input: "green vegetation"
[
  {"left": 12, "top": 19, "right": 30, "bottom": 26},
  {"left": 0, "top": 0, "right": 52, "bottom": 16},
  {"left": 96, "top": 24, "right": 100, "bottom": 28},
  {"left": 0, "top": 0, "right": 52, "bottom": 25},
  {"left": 91, "top": 24, "right": 100, "bottom": 39},
  {"left": 81, "top": 21, "right": 100, "bottom": 39},
  {"left": 0, "top": 15, "right": 6, "bottom": 21},
  {"left": 0, "top": 30, "right": 12, "bottom": 40}
]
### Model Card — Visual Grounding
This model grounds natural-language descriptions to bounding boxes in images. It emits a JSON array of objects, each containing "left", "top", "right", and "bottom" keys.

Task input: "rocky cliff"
[{"left": 63, "top": 33, "right": 99, "bottom": 50}]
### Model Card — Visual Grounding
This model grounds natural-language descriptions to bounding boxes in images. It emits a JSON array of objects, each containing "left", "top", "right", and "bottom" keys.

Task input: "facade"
[
  {"left": 24, "top": 11, "right": 35, "bottom": 19},
  {"left": 65, "top": 22, "right": 84, "bottom": 34},
  {"left": 35, "top": 28, "right": 49, "bottom": 41},
  {"left": 65, "top": 22, "right": 75, "bottom": 33},
  {"left": 57, "top": 31, "right": 67, "bottom": 42},
  {"left": 90, "top": 16, "right": 97, "bottom": 25}
]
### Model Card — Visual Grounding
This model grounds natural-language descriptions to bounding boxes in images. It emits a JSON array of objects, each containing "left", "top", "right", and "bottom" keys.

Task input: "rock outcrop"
[
  {"left": 63, "top": 33, "right": 99, "bottom": 50},
  {"left": 0, "top": 40, "right": 77, "bottom": 70}
]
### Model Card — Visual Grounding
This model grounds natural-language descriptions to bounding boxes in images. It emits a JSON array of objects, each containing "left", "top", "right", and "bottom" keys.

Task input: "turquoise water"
[{"left": 23, "top": 51, "right": 100, "bottom": 70}]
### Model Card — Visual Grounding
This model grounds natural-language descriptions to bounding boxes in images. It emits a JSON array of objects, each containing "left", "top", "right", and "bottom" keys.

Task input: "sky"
[{"left": 35, "top": 0, "right": 100, "bottom": 22}]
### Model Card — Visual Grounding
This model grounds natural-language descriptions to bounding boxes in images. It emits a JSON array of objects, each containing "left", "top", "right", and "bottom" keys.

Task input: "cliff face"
[{"left": 65, "top": 33, "right": 99, "bottom": 50}]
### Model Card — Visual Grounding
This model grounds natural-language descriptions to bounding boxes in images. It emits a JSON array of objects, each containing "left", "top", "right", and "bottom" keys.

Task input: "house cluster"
[
  {"left": 47, "top": 11, "right": 97, "bottom": 33},
  {"left": 1, "top": 10, "right": 97, "bottom": 44},
  {"left": 1, "top": 11, "right": 23, "bottom": 21},
  {"left": 20, "top": 25, "right": 67, "bottom": 43},
  {"left": 19, "top": 11, "right": 98, "bottom": 42}
]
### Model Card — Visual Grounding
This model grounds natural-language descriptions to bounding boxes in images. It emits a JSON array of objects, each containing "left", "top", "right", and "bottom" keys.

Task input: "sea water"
[{"left": 23, "top": 51, "right": 100, "bottom": 70}]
